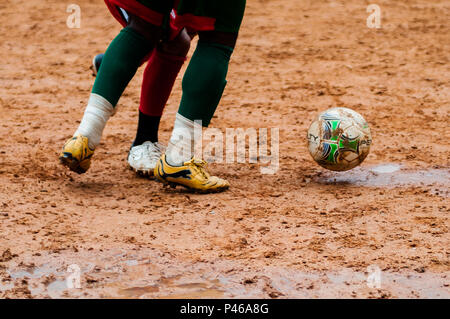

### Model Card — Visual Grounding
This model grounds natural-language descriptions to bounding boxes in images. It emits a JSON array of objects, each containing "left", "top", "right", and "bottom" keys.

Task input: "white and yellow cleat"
[
  {"left": 59, "top": 135, "right": 95, "bottom": 174},
  {"left": 154, "top": 154, "right": 230, "bottom": 193},
  {"left": 127, "top": 141, "right": 165, "bottom": 176}
]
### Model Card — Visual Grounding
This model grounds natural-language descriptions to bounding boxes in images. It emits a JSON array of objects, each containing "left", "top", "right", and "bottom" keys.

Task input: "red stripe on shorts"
[{"left": 172, "top": 10, "right": 216, "bottom": 32}]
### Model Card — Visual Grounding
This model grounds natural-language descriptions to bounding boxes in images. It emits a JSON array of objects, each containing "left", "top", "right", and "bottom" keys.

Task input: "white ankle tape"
[
  {"left": 166, "top": 113, "right": 201, "bottom": 166},
  {"left": 74, "top": 93, "right": 115, "bottom": 149}
]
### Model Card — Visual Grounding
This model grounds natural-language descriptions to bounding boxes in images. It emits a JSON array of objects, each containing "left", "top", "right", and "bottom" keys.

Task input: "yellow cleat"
[
  {"left": 154, "top": 154, "right": 230, "bottom": 193},
  {"left": 59, "top": 135, "right": 95, "bottom": 174}
]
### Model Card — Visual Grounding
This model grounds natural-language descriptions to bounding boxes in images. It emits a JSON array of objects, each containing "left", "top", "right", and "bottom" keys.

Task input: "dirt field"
[{"left": 0, "top": 0, "right": 449, "bottom": 298}]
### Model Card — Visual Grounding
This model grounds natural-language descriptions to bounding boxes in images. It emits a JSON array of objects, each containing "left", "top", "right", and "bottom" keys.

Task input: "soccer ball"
[{"left": 307, "top": 107, "right": 372, "bottom": 171}]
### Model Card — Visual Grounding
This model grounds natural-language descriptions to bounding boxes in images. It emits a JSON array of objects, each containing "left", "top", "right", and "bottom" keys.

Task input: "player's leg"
[
  {"left": 128, "top": 28, "right": 192, "bottom": 175},
  {"left": 88, "top": 9, "right": 192, "bottom": 176},
  {"left": 154, "top": 0, "right": 246, "bottom": 192},
  {"left": 60, "top": 1, "right": 173, "bottom": 174}
]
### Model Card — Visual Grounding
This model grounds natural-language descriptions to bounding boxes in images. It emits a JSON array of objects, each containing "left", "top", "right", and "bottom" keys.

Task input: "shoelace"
[
  {"left": 153, "top": 142, "right": 165, "bottom": 152},
  {"left": 187, "top": 158, "right": 210, "bottom": 179},
  {"left": 145, "top": 143, "right": 163, "bottom": 161},
  {"left": 131, "top": 142, "right": 164, "bottom": 162}
]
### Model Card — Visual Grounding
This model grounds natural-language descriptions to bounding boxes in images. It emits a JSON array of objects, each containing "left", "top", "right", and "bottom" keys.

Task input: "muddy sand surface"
[{"left": 0, "top": 0, "right": 449, "bottom": 298}]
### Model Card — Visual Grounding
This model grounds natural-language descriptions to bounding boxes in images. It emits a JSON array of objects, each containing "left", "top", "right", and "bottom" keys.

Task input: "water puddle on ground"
[
  {"left": 318, "top": 164, "right": 449, "bottom": 194},
  {"left": 6, "top": 263, "right": 94, "bottom": 298},
  {"left": 2, "top": 248, "right": 449, "bottom": 298}
]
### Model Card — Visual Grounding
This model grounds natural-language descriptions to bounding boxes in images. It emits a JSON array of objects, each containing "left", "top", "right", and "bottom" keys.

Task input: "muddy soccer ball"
[{"left": 307, "top": 107, "right": 372, "bottom": 171}]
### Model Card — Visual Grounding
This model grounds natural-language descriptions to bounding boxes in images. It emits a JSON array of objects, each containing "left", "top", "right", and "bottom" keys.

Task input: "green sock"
[
  {"left": 92, "top": 27, "right": 153, "bottom": 107},
  {"left": 178, "top": 42, "right": 233, "bottom": 127}
]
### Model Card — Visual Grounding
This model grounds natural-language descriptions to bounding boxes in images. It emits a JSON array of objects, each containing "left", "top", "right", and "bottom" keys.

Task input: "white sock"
[
  {"left": 74, "top": 93, "right": 115, "bottom": 149},
  {"left": 165, "top": 113, "right": 201, "bottom": 166}
]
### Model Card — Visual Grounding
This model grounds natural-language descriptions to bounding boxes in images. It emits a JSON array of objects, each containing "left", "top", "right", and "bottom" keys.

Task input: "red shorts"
[{"left": 104, "top": 0, "right": 216, "bottom": 40}]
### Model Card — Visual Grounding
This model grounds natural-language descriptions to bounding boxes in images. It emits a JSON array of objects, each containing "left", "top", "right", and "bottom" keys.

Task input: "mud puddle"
[
  {"left": 318, "top": 164, "right": 449, "bottom": 194},
  {"left": 2, "top": 248, "right": 449, "bottom": 298}
]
